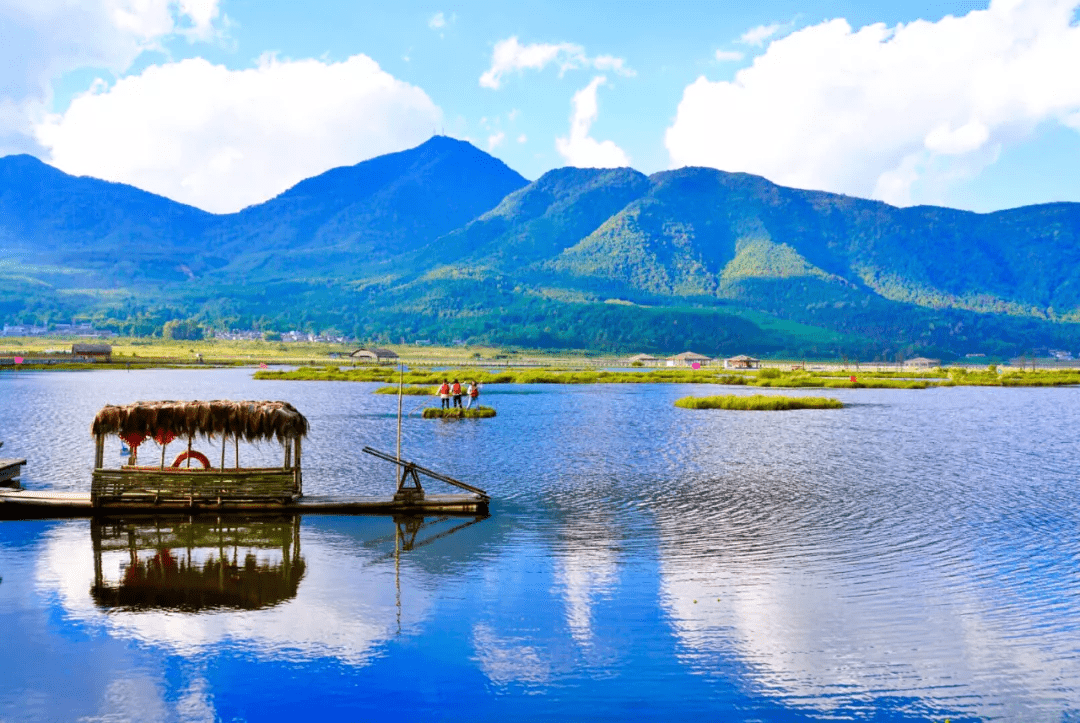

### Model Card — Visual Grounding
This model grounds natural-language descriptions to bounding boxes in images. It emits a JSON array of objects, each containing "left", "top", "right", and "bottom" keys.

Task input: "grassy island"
[
  {"left": 374, "top": 385, "right": 434, "bottom": 395},
  {"left": 675, "top": 394, "right": 844, "bottom": 411},
  {"left": 422, "top": 406, "right": 497, "bottom": 419}
]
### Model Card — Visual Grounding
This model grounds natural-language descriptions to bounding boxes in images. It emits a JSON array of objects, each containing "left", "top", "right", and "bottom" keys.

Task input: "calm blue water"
[{"left": 2, "top": 368, "right": 1080, "bottom": 721}]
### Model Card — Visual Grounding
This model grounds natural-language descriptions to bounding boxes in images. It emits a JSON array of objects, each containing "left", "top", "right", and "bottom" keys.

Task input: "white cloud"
[
  {"left": 428, "top": 11, "right": 445, "bottom": 29},
  {"left": 487, "top": 131, "right": 506, "bottom": 150},
  {"left": 0, "top": 0, "right": 225, "bottom": 155},
  {"left": 666, "top": 0, "right": 1080, "bottom": 206},
  {"left": 479, "top": 36, "right": 633, "bottom": 90},
  {"left": 714, "top": 49, "right": 745, "bottom": 62},
  {"left": 35, "top": 53, "right": 443, "bottom": 213},
  {"left": 176, "top": 0, "right": 221, "bottom": 40},
  {"left": 517, "top": 133, "right": 527, "bottom": 143},
  {"left": 555, "top": 76, "right": 630, "bottom": 168},
  {"left": 739, "top": 22, "right": 782, "bottom": 46}
]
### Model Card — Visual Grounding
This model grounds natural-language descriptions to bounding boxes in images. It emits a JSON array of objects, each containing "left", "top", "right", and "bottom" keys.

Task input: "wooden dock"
[
  {"left": 0, "top": 458, "right": 27, "bottom": 487},
  {"left": 0, "top": 488, "right": 488, "bottom": 518},
  {"left": 0, "top": 445, "right": 490, "bottom": 519}
]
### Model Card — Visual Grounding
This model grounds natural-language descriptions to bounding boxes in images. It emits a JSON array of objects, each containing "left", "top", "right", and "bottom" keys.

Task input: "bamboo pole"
[
  {"left": 220, "top": 436, "right": 227, "bottom": 470},
  {"left": 186, "top": 437, "right": 193, "bottom": 468},
  {"left": 294, "top": 436, "right": 302, "bottom": 496},
  {"left": 396, "top": 362, "right": 404, "bottom": 489},
  {"left": 235, "top": 436, "right": 239, "bottom": 469},
  {"left": 94, "top": 434, "right": 104, "bottom": 470},
  {"left": 160, "top": 441, "right": 167, "bottom": 469}
]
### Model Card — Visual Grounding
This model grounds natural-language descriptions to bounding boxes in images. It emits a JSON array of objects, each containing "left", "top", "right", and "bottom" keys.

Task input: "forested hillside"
[{"left": 3, "top": 137, "right": 1080, "bottom": 359}]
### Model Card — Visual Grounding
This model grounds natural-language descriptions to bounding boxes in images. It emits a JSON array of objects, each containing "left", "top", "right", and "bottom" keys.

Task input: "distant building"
[
  {"left": 669, "top": 351, "right": 712, "bottom": 366},
  {"left": 724, "top": 355, "right": 761, "bottom": 369},
  {"left": 904, "top": 357, "right": 940, "bottom": 369},
  {"left": 350, "top": 347, "right": 399, "bottom": 363},
  {"left": 72, "top": 343, "right": 112, "bottom": 361},
  {"left": 2, "top": 324, "right": 47, "bottom": 337}
]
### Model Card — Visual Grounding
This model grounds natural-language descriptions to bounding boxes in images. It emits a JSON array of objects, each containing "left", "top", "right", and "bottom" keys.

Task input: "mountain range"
[{"left": 3, "top": 135, "right": 1080, "bottom": 359}]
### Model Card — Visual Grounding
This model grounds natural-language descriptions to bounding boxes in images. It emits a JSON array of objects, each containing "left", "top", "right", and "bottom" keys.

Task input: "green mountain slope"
[
  {"left": 431, "top": 166, "right": 650, "bottom": 270},
  {"left": 211, "top": 136, "right": 528, "bottom": 279},
  {"left": 5, "top": 138, "right": 1080, "bottom": 358}
]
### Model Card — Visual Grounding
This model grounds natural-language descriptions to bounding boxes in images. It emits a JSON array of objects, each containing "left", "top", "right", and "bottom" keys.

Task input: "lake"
[{"left": 1, "top": 368, "right": 1079, "bottom": 721}]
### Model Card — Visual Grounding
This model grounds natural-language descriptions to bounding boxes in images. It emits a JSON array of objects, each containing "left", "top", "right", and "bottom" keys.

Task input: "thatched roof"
[{"left": 91, "top": 400, "right": 308, "bottom": 441}]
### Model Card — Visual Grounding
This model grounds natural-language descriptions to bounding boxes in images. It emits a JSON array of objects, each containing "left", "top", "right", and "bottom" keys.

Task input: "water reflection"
[
  {"left": 36, "top": 513, "right": 490, "bottom": 667},
  {"left": 6, "top": 370, "right": 1080, "bottom": 719},
  {"left": 89, "top": 515, "right": 305, "bottom": 611}
]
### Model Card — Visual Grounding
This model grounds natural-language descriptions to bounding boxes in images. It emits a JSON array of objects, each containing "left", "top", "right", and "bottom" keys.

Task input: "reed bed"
[
  {"left": 374, "top": 385, "right": 434, "bottom": 395},
  {"left": 255, "top": 365, "right": 1080, "bottom": 389},
  {"left": 675, "top": 394, "right": 844, "bottom": 411},
  {"left": 422, "top": 407, "right": 497, "bottom": 419}
]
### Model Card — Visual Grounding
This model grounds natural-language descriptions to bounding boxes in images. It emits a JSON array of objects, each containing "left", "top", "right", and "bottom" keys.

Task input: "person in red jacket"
[
  {"left": 451, "top": 379, "right": 463, "bottom": 409},
  {"left": 437, "top": 380, "right": 451, "bottom": 409},
  {"left": 466, "top": 380, "right": 480, "bottom": 409}
]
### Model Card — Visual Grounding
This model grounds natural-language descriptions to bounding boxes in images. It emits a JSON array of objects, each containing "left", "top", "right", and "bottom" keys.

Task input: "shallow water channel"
[{"left": 1, "top": 367, "right": 1079, "bottom": 721}]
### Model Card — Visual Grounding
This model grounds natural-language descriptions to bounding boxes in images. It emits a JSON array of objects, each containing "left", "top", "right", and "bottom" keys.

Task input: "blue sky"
[{"left": 4, "top": 0, "right": 1080, "bottom": 213}]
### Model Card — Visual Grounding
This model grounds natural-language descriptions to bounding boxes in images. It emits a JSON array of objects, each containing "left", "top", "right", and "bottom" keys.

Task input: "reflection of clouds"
[
  {"left": 176, "top": 676, "right": 215, "bottom": 723},
  {"left": 552, "top": 515, "right": 621, "bottom": 659},
  {"left": 472, "top": 623, "right": 551, "bottom": 686},
  {"left": 659, "top": 538, "right": 1080, "bottom": 719},
  {"left": 36, "top": 521, "right": 431, "bottom": 667},
  {"left": 655, "top": 390, "right": 1080, "bottom": 719},
  {"left": 82, "top": 676, "right": 170, "bottom": 723},
  {"left": 555, "top": 547, "right": 617, "bottom": 647}
]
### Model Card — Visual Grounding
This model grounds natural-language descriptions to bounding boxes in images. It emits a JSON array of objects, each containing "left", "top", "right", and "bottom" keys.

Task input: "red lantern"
[
  {"left": 153, "top": 429, "right": 176, "bottom": 446},
  {"left": 119, "top": 432, "right": 146, "bottom": 449}
]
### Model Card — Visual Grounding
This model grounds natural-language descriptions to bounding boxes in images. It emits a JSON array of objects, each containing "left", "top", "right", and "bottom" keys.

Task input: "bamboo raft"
[
  {"left": 0, "top": 401, "right": 488, "bottom": 518},
  {"left": 0, "top": 489, "right": 488, "bottom": 517}
]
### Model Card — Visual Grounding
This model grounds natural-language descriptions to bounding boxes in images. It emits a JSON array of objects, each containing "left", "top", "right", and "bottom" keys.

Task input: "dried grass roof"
[{"left": 91, "top": 400, "right": 309, "bottom": 442}]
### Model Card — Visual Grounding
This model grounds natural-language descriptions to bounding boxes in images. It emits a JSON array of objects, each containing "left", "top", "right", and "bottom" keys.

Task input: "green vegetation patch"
[
  {"left": 947, "top": 368, "right": 1080, "bottom": 387},
  {"left": 374, "top": 385, "right": 434, "bottom": 395},
  {"left": 422, "top": 406, "right": 497, "bottom": 419},
  {"left": 675, "top": 394, "right": 844, "bottom": 411}
]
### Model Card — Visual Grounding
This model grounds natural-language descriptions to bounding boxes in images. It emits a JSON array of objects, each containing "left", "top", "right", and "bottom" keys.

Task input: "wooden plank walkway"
[{"left": 0, "top": 488, "right": 487, "bottom": 517}]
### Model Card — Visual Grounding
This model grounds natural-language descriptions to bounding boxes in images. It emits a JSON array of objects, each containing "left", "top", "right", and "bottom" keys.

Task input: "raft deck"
[{"left": 0, "top": 488, "right": 487, "bottom": 517}]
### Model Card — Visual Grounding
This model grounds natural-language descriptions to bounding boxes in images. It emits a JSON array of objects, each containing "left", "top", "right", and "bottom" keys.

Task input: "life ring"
[{"left": 172, "top": 450, "right": 212, "bottom": 469}]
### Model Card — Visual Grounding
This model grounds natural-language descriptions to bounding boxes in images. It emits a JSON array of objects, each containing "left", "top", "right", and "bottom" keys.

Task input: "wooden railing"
[{"left": 91, "top": 467, "right": 299, "bottom": 506}]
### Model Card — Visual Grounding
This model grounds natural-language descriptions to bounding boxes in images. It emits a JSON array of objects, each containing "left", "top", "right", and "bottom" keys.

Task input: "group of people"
[{"left": 437, "top": 379, "right": 480, "bottom": 409}]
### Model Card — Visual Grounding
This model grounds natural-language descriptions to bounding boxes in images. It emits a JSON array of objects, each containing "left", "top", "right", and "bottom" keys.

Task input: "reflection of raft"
[{"left": 90, "top": 515, "right": 305, "bottom": 611}]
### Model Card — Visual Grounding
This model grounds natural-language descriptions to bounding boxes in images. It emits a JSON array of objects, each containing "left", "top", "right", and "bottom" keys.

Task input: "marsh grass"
[
  {"left": 374, "top": 385, "right": 435, "bottom": 395},
  {"left": 946, "top": 368, "right": 1080, "bottom": 386},
  {"left": 422, "top": 406, "right": 497, "bottom": 419},
  {"left": 252, "top": 365, "right": 1080, "bottom": 389},
  {"left": 675, "top": 394, "right": 844, "bottom": 410}
]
